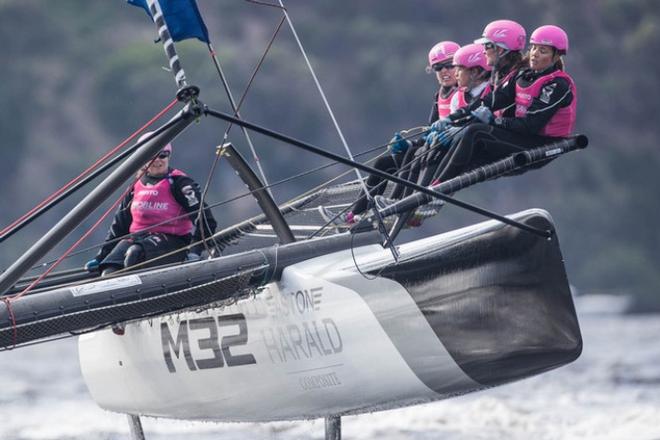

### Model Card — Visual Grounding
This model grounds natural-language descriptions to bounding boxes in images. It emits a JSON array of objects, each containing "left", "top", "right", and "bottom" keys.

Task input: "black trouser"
[
  {"left": 368, "top": 142, "right": 432, "bottom": 206},
  {"left": 352, "top": 152, "right": 405, "bottom": 214},
  {"left": 391, "top": 141, "right": 446, "bottom": 201},
  {"left": 418, "top": 123, "right": 558, "bottom": 190},
  {"left": 100, "top": 232, "right": 190, "bottom": 272}
]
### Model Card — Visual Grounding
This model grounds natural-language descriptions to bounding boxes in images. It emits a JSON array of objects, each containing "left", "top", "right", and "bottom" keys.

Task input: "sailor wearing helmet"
[{"left": 85, "top": 132, "right": 217, "bottom": 275}]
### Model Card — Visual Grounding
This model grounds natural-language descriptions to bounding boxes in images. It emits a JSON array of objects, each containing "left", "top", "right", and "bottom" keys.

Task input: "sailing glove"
[
  {"left": 438, "top": 127, "right": 462, "bottom": 148},
  {"left": 430, "top": 117, "right": 451, "bottom": 132},
  {"left": 388, "top": 132, "right": 412, "bottom": 154},
  {"left": 471, "top": 106, "right": 494, "bottom": 124},
  {"left": 424, "top": 130, "right": 440, "bottom": 146},
  {"left": 84, "top": 258, "right": 100, "bottom": 272}
]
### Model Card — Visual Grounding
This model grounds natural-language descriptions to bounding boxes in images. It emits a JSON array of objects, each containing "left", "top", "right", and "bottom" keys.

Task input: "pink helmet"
[
  {"left": 474, "top": 19, "right": 526, "bottom": 51},
  {"left": 453, "top": 43, "right": 492, "bottom": 71},
  {"left": 428, "top": 41, "right": 460, "bottom": 66},
  {"left": 530, "top": 25, "right": 569, "bottom": 53},
  {"left": 138, "top": 131, "right": 173, "bottom": 153}
]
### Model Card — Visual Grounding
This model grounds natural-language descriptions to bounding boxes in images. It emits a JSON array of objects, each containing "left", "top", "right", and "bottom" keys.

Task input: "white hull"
[{"left": 79, "top": 209, "right": 581, "bottom": 422}]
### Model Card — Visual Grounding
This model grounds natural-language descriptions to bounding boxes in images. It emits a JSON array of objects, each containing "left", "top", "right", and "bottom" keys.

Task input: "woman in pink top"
[
  {"left": 85, "top": 134, "right": 217, "bottom": 275},
  {"left": 426, "top": 24, "right": 577, "bottom": 186}
]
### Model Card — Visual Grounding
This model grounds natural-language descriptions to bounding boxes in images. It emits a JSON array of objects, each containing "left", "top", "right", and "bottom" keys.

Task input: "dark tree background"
[{"left": 1, "top": 0, "right": 658, "bottom": 310}]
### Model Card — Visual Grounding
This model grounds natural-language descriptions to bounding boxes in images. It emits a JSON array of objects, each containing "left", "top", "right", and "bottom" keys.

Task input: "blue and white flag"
[{"left": 128, "top": 0, "right": 209, "bottom": 43}]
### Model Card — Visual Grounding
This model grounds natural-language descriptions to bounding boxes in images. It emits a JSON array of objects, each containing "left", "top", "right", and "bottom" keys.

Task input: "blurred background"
[
  {"left": 1, "top": 0, "right": 658, "bottom": 310},
  {"left": 0, "top": 1, "right": 659, "bottom": 439}
]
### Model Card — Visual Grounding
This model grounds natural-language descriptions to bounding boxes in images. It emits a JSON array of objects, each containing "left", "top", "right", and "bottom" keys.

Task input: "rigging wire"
[
  {"left": 196, "top": 14, "right": 286, "bottom": 254},
  {"left": 204, "top": 37, "right": 275, "bottom": 191},
  {"left": 274, "top": 0, "right": 369, "bottom": 196},
  {"left": 350, "top": 232, "right": 393, "bottom": 281},
  {"left": 43, "top": 160, "right": 381, "bottom": 276},
  {"left": 11, "top": 126, "right": 577, "bottom": 294},
  {"left": 244, "top": 0, "right": 283, "bottom": 9},
  {"left": 20, "top": 130, "right": 418, "bottom": 274},
  {"left": 10, "top": 126, "right": 422, "bottom": 287},
  {"left": 307, "top": 155, "right": 417, "bottom": 239},
  {"left": 274, "top": 0, "right": 399, "bottom": 259},
  {"left": 8, "top": 148, "right": 168, "bottom": 298}
]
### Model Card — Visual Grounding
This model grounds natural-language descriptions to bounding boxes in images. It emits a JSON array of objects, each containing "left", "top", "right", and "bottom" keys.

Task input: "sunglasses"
[
  {"left": 155, "top": 151, "right": 171, "bottom": 159},
  {"left": 432, "top": 62, "right": 454, "bottom": 72},
  {"left": 483, "top": 42, "right": 496, "bottom": 50}
]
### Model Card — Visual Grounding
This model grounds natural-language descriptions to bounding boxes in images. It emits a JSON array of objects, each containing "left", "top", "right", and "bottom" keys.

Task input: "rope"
[
  {"left": 13, "top": 124, "right": 422, "bottom": 280},
  {"left": 23, "top": 130, "right": 421, "bottom": 273},
  {"left": 7, "top": 148, "right": 166, "bottom": 299},
  {"left": 10, "top": 183, "right": 134, "bottom": 300},
  {"left": 349, "top": 232, "right": 395, "bottom": 281},
  {"left": 307, "top": 129, "right": 432, "bottom": 237}
]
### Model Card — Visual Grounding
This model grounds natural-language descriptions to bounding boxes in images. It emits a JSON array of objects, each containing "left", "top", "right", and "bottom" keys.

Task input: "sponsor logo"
[
  {"left": 540, "top": 84, "right": 556, "bottom": 104},
  {"left": 145, "top": 234, "right": 163, "bottom": 246},
  {"left": 260, "top": 286, "right": 344, "bottom": 364},
  {"left": 137, "top": 189, "right": 159, "bottom": 197},
  {"left": 544, "top": 148, "right": 562, "bottom": 157},
  {"left": 181, "top": 185, "right": 199, "bottom": 207},
  {"left": 493, "top": 29, "right": 508, "bottom": 38},
  {"left": 265, "top": 286, "right": 322, "bottom": 316},
  {"left": 299, "top": 372, "right": 342, "bottom": 391},
  {"left": 261, "top": 317, "right": 343, "bottom": 364},
  {"left": 161, "top": 313, "right": 256, "bottom": 373},
  {"left": 133, "top": 201, "right": 169, "bottom": 210},
  {"left": 467, "top": 53, "right": 482, "bottom": 65},
  {"left": 70, "top": 275, "right": 142, "bottom": 296}
]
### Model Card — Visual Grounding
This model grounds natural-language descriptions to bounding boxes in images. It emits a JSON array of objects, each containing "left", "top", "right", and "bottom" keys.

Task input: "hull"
[{"left": 78, "top": 209, "right": 582, "bottom": 422}]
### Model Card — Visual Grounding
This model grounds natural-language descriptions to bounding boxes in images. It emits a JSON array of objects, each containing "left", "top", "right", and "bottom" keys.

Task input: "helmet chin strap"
[
  {"left": 489, "top": 47, "right": 511, "bottom": 109},
  {"left": 493, "top": 46, "right": 511, "bottom": 71}
]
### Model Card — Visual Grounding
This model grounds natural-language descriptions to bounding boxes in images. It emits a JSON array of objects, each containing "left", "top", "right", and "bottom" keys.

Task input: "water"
[{"left": 1, "top": 294, "right": 659, "bottom": 440}]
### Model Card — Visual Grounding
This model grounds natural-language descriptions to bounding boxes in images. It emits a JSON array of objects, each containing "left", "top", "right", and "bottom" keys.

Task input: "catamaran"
[{"left": 0, "top": 1, "right": 587, "bottom": 439}]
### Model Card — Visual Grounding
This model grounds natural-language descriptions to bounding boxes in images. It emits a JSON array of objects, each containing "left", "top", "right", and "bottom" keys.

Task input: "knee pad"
[{"left": 124, "top": 244, "right": 145, "bottom": 268}]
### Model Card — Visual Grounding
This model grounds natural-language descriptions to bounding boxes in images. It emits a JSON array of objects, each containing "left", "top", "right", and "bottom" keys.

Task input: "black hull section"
[
  {"left": 379, "top": 210, "right": 582, "bottom": 386},
  {"left": 0, "top": 232, "right": 379, "bottom": 349}
]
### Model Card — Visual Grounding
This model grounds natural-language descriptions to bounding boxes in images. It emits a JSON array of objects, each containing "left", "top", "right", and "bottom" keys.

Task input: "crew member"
[
  {"left": 389, "top": 20, "right": 528, "bottom": 209},
  {"left": 320, "top": 41, "right": 460, "bottom": 225},
  {"left": 412, "top": 43, "right": 493, "bottom": 193},
  {"left": 85, "top": 134, "right": 217, "bottom": 275},
  {"left": 431, "top": 24, "right": 577, "bottom": 184},
  {"left": 450, "top": 43, "right": 492, "bottom": 113}
]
